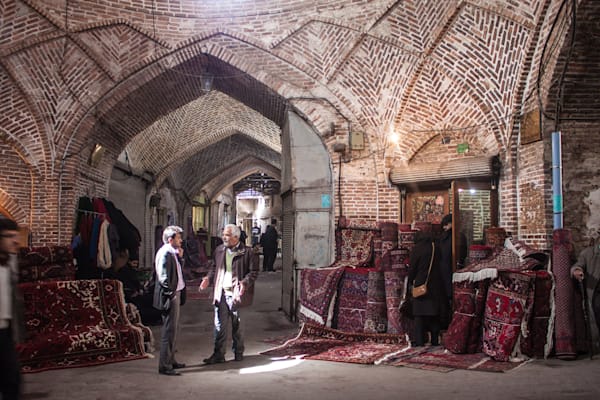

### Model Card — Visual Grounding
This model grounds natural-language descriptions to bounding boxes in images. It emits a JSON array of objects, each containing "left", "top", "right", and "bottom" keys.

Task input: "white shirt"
[
  {"left": 0, "top": 254, "right": 16, "bottom": 329},
  {"left": 155, "top": 243, "right": 185, "bottom": 292}
]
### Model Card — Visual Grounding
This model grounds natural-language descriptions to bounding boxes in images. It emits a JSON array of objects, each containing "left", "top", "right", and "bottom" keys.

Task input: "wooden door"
[{"left": 452, "top": 180, "right": 498, "bottom": 271}]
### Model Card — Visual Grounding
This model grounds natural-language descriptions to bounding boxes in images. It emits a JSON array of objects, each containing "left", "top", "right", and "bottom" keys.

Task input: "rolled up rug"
[{"left": 552, "top": 229, "right": 577, "bottom": 360}]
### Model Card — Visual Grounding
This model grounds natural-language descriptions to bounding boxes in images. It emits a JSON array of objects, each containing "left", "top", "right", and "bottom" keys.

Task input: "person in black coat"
[
  {"left": 259, "top": 220, "right": 278, "bottom": 272},
  {"left": 408, "top": 231, "right": 446, "bottom": 346},
  {"left": 437, "top": 213, "right": 467, "bottom": 327}
]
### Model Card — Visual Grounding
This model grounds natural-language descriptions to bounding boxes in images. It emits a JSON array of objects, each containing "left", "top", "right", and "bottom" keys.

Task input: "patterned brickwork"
[{"left": 0, "top": 0, "right": 597, "bottom": 252}]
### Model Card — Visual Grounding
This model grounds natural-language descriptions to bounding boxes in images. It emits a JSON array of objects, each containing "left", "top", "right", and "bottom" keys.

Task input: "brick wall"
[
  {"left": 0, "top": 142, "right": 31, "bottom": 225},
  {"left": 1, "top": 0, "right": 598, "bottom": 255},
  {"left": 561, "top": 122, "right": 600, "bottom": 253}
]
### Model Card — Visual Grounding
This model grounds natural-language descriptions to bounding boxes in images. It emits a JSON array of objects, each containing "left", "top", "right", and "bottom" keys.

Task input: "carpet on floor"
[
  {"left": 18, "top": 279, "right": 149, "bottom": 373},
  {"left": 184, "top": 278, "right": 212, "bottom": 300},
  {"left": 380, "top": 346, "right": 528, "bottom": 373},
  {"left": 259, "top": 322, "right": 408, "bottom": 364}
]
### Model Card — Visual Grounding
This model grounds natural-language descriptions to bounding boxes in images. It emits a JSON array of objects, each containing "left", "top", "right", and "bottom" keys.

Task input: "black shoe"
[
  {"left": 172, "top": 362, "right": 186, "bottom": 369},
  {"left": 203, "top": 354, "right": 226, "bottom": 364},
  {"left": 159, "top": 369, "right": 181, "bottom": 376},
  {"left": 234, "top": 353, "right": 244, "bottom": 362}
]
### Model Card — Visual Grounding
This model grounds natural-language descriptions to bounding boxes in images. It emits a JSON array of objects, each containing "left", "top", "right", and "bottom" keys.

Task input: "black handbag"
[{"left": 399, "top": 295, "right": 414, "bottom": 320}]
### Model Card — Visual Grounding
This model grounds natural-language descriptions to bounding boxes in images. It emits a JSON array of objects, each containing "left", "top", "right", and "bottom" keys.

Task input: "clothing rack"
[{"left": 76, "top": 209, "right": 106, "bottom": 216}]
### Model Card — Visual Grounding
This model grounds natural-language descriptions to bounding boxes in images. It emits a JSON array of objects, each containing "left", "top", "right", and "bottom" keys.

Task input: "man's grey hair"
[
  {"left": 224, "top": 224, "right": 241, "bottom": 238},
  {"left": 162, "top": 225, "right": 183, "bottom": 244}
]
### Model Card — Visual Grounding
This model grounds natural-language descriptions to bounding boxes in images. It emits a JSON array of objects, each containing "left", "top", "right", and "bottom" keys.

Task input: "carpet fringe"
[
  {"left": 545, "top": 267, "right": 556, "bottom": 359},
  {"left": 453, "top": 268, "right": 498, "bottom": 283},
  {"left": 258, "top": 323, "right": 307, "bottom": 356},
  {"left": 298, "top": 304, "right": 325, "bottom": 325},
  {"left": 467, "top": 356, "right": 491, "bottom": 369},
  {"left": 374, "top": 338, "right": 411, "bottom": 365}
]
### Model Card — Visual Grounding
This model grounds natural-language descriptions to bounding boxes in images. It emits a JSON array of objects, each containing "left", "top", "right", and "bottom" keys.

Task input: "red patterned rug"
[
  {"left": 364, "top": 270, "right": 387, "bottom": 333},
  {"left": 335, "top": 267, "right": 371, "bottom": 332},
  {"left": 18, "top": 279, "right": 149, "bottom": 373},
  {"left": 261, "top": 332, "right": 300, "bottom": 345},
  {"left": 482, "top": 271, "right": 534, "bottom": 361},
  {"left": 381, "top": 346, "right": 527, "bottom": 373},
  {"left": 461, "top": 237, "right": 548, "bottom": 273},
  {"left": 185, "top": 278, "right": 212, "bottom": 300},
  {"left": 18, "top": 246, "right": 76, "bottom": 283},
  {"left": 552, "top": 229, "right": 577, "bottom": 360},
  {"left": 298, "top": 266, "right": 345, "bottom": 325},
  {"left": 336, "top": 227, "right": 376, "bottom": 266},
  {"left": 259, "top": 323, "right": 408, "bottom": 364},
  {"left": 443, "top": 279, "right": 490, "bottom": 354},
  {"left": 125, "top": 303, "right": 155, "bottom": 352},
  {"left": 384, "top": 269, "right": 407, "bottom": 335},
  {"left": 520, "top": 270, "right": 554, "bottom": 358}
]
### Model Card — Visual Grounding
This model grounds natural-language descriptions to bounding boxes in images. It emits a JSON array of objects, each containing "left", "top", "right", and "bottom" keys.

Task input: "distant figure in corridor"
[
  {"left": 200, "top": 224, "right": 258, "bottom": 364},
  {"left": 260, "top": 219, "right": 278, "bottom": 272},
  {"left": 239, "top": 225, "right": 247, "bottom": 244},
  {"left": 251, "top": 223, "right": 261, "bottom": 247}
]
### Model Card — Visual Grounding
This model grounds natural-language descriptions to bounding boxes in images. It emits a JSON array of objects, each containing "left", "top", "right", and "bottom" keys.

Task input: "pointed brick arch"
[
  {"left": 203, "top": 157, "right": 281, "bottom": 201},
  {"left": 170, "top": 134, "right": 281, "bottom": 198},
  {"left": 0, "top": 188, "right": 27, "bottom": 225},
  {"left": 0, "top": 67, "right": 48, "bottom": 178}
]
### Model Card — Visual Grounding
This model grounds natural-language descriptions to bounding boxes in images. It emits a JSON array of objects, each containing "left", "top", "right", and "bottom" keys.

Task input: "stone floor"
[{"left": 22, "top": 265, "right": 600, "bottom": 400}]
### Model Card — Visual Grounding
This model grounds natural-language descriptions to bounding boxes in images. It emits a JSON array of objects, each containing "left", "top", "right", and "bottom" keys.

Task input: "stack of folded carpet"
[
  {"left": 444, "top": 237, "right": 553, "bottom": 361},
  {"left": 18, "top": 245, "right": 76, "bottom": 283},
  {"left": 298, "top": 219, "right": 410, "bottom": 338}
]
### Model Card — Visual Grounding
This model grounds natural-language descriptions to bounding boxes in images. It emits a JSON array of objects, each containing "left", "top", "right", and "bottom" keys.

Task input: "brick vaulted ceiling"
[{"left": 0, "top": 0, "right": 595, "bottom": 200}]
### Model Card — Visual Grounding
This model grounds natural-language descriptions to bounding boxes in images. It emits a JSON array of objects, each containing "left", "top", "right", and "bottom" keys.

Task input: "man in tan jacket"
[
  {"left": 200, "top": 224, "right": 258, "bottom": 364},
  {"left": 571, "top": 236, "right": 600, "bottom": 354}
]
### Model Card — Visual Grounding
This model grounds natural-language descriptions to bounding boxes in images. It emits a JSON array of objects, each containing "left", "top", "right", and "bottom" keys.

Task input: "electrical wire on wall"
[
  {"left": 553, "top": 0, "right": 577, "bottom": 132},
  {"left": 537, "top": 0, "right": 580, "bottom": 128}
]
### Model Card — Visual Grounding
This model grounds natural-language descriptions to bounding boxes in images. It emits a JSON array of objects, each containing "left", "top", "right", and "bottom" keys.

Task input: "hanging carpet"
[
  {"left": 298, "top": 266, "right": 346, "bottom": 325},
  {"left": 334, "top": 267, "right": 371, "bottom": 332}
]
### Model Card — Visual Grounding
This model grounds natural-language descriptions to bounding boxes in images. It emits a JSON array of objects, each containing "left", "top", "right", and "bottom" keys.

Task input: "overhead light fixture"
[
  {"left": 201, "top": 73, "right": 213, "bottom": 93},
  {"left": 200, "top": 49, "right": 213, "bottom": 93},
  {"left": 88, "top": 143, "right": 105, "bottom": 168}
]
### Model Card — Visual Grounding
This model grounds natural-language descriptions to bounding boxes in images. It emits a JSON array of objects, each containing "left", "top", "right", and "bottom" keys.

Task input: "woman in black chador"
[{"left": 408, "top": 231, "right": 446, "bottom": 346}]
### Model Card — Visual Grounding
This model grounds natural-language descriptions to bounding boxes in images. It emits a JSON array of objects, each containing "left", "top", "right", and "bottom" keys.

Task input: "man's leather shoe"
[
  {"left": 234, "top": 353, "right": 244, "bottom": 362},
  {"left": 172, "top": 362, "right": 186, "bottom": 369},
  {"left": 159, "top": 369, "right": 181, "bottom": 376},
  {"left": 203, "top": 354, "right": 225, "bottom": 364}
]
